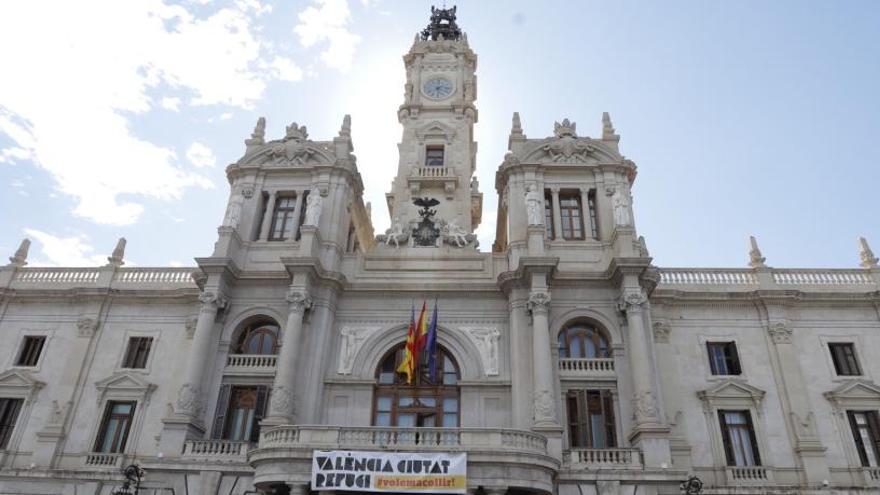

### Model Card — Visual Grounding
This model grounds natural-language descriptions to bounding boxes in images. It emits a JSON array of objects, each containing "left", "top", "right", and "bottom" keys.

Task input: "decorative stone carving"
[
  {"left": 527, "top": 292, "right": 551, "bottom": 314},
  {"left": 268, "top": 385, "right": 294, "bottom": 417},
  {"left": 463, "top": 327, "right": 500, "bottom": 376},
  {"left": 439, "top": 217, "right": 473, "bottom": 248},
  {"left": 748, "top": 235, "right": 767, "bottom": 268},
  {"left": 767, "top": 321, "right": 792, "bottom": 343},
  {"left": 8, "top": 238, "right": 30, "bottom": 267},
  {"left": 378, "top": 217, "right": 409, "bottom": 248},
  {"left": 184, "top": 316, "right": 198, "bottom": 339},
  {"left": 653, "top": 321, "right": 671, "bottom": 343},
  {"left": 241, "top": 186, "right": 254, "bottom": 199},
  {"left": 612, "top": 188, "right": 632, "bottom": 227},
  {"left": 632, "top": 390, "right": 659, "bottom": 423},
  {"left": 602, "top": 112, "right": 619, "bottom": 141},
  {"left": 286, "top": 290, "right": 312, "bottom": 314},
  {"left": 247, "top": 117, "right": 266, "bottom": 145},
  {"left": 501, "top": 152, "right": 519, "bottom": 168},
  {"left": 859, "top": 237, "right": 879, "bottom": 268},
  {"left": 304, "top": 190, "right": 324, "bottom": 226},
  {"left": 339, "top": 114, "right": 351, "bottom": 138},
  {"left": 791, "top": 411, "right": 818, "bottom": 440},
  {"left": 618, "top": 292, "right": 647, "bottom": 312},
  {"left": 198, "top": 291, "right": 228, "bottom": 311},
  {"left": 106, "top": 237, "right": 126, "bottom": 267},
  {"left": 285, "top": 122, "right": 308, "bottom": 141},
  {"left": 411, "top": 197, "right": 441, "bottom": 247},
  {"left": 337, "top": 326, "right": 379, "bottom": 375},
  {"left": 77, "top": 317, "right": 99, "bottom": 338},
  {"left": 533, "top": 389, "right": 555, "bottom": 423},
  {"left": 222, "top": 188, "right": 244, "bottom": 228},
  {"left": 525, "top": 185, "right": 543, "bottom": 225},
  {"left": 175, "top": 383, "right": 203, "bottom": 416},
  {"left": 510, "top": 112, "right": 523, "bottom": 137},
  {"left": 637, "top": 236, "right": 650, "bottom": 257},
  {"left": 554, "top": 118, "right": 577, "bottom": 138}
]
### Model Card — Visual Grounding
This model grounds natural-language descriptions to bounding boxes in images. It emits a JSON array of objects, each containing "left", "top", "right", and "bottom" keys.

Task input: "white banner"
[{"left": 311, "top": 450, "right": 467, "bottom": 493}]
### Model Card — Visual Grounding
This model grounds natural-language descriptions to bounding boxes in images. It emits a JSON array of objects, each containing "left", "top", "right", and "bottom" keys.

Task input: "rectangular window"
[
  {"left": 544, "top": 191, "right": 554, "bottom": 239},
  {"left": 94, "top": 401, "right": 135, "bottom": 453},
  {"left": 212, "top": 385, "right": 269, "bottom": 442},
  {"left": 848, "top": 411, "right": 880, "bottom": 467},
  {"left": 830, "top": 343, "right": 861, "bottom": 376},
  {"left": 268, "top": 195, "right": 297, "bottom": 241},
  {"left": 566, "top": 390, "right": 616, "bottom": 448},
  {"left": 16, "top": 336, "right": 46, "bottom": 367},
  {"left": 587, "top": 189, "right": 599, "bottom": 240},
  {"left": 718, "top": 410, "right": 761, "bottom": 466},
  {"left": 122, "top": 337, "right": 153, "bottom": 369},
  {"left": 707, "top": 341, "right": 742, "bottom": 375},
  {"left": 425, "top": 146, "right": 444, "bottom": 167},
  {"left": 0, "top": 398, "right": 23, "bottom": 449},
  {"left": 559, "top": 193, "right": 585, "bottom": 240}
]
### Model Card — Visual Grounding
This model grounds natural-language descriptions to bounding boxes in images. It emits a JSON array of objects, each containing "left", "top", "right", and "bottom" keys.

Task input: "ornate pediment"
[
  {"left": 697, "top": 379, "right": 766, "bottom": 405},
  {"left": 415, "top": 120, "right": 456, "bottom": 143},
  {"left": 519, "top": 137, "right": 619, "bottom": 165},
  {"left": 95, "top": 372, "right": 156, "bottom": 404},
  {"left": 824, "top": 379, "right": 880, "bottom": 407},
  {"left": 0, "top": 369, "right": 45, "bottom": 394}
]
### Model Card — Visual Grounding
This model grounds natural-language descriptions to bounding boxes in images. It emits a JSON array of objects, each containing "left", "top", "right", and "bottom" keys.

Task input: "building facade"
[{"left": 1, "top": 7, "right": 880, "bottom": 495}]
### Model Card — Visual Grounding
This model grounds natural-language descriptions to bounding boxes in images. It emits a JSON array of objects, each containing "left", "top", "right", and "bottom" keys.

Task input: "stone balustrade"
[
  {"left": 725, "top": 466, "right": 772, "bottom": 484},
  {"left": 566, "top": 448, "right": 642, "bottom": 470},
  {"left": 15, "top": 268, "right": 101, "bottom": 284},
  {"left": 83, "top": 453, "right": 123, "bottom": 468},
  {"left": 659, "top": 268, "right": 878, "bottom": 291},
  {"left": 659, "top": 269, "right": 758, "bottom": 286},
  {"left": 557, "top": 358, "right": 615, "bottom": 378},
  {"left": 182, "top": 440, "right": 250, "bottom": 461},
  {"left": 412, "top": 166, "right": 452, "bottom": 178},
  {"left": 5, "top": 266, "right": 198, "bottom": 290},
  {"left": 772, "top": 269, "right": 873, "bottom": 285},
  {"left": 114, "top": 267, "right": 195, "bottom": 284},
  {"left": 225, "top": 354, "right": 278, "bottom": 373}
]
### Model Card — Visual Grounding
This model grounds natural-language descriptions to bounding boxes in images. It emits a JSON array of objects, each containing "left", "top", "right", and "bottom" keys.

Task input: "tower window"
[
  {"left": 425, "top": 146, "right": 445, "bottom": 167},
  {"left": 268, "top": 195, "right": 297, "bottom": 241},
  {"left": 559, "top": 193, "right": 585, "bottom": 240},
  {"left": 707, "top": 341, "right": 742, "bottom": 375}
]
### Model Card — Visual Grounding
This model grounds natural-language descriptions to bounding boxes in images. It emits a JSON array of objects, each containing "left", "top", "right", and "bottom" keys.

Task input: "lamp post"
[
  {"left": 680, "top": 475, "right": 703, "bottom": 495},
  {"left": 111, "top": 464, "right": 145, "bottom": 495}
]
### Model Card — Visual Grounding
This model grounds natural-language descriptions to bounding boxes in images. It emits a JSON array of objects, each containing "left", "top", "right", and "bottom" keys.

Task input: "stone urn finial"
[
  {"left": 107, "top": 237, "right": 127, "bottom": 267},
  {"left": 748, "top": 235, "right": 767, "bottom": 268},
  {"left": 859, "top": 237, "right": 879, "bottom": 268},
  {"left": 8, "top": 238, "right": 30, "bottom": 267}
]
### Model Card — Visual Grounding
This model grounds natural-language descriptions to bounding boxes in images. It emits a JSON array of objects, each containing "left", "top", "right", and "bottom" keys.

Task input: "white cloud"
[
  {"left": 160, "top": 96, "right": 182, "bottom": 111},
  {"left": 23, "top": 228, "right": 108, "bottom": 267},
  {"left": 294, "top": 0, "right": 361, "bottom": 72},
  {"left": 269, "top": 56, "right": 305, "bottom": 82},
  {"left": 0, "top": 1, "right": 303, "bottom": 226},
  {"left": 168, "top": 260, "right": 185, "bottom": 267},
  {"left": 186, "top": 142, "right": 217, "bottom": 168}
]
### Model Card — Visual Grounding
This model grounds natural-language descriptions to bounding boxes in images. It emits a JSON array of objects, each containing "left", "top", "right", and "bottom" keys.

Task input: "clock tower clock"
[{"left": 384, "top": 5, "right": 482, "bottom": 247}]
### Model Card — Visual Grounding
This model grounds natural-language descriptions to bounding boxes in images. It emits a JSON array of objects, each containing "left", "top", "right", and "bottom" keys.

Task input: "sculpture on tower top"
[
  {"left": 748, "top": 235, "right": 767, "bottom": 268},
  {"left": 421, "top": 5, "right": 463, "bottom": 41}
]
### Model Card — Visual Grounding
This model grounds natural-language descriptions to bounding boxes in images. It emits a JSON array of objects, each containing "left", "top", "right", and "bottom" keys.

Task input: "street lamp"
[
  {"left": 680, "top": 475, "right": 703, "bottom": 495},
  {"left": 111, "top": 464, "right": 145, "bottom": 495}
]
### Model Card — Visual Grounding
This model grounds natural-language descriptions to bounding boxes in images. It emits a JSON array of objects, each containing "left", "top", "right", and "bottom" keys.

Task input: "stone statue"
[
  {"left": 443, "top": 217, "right": 468, "bottom": 247},
  {"left": 749, "top": 235, "right": 767, "bottom": 268},
  {"left": 222, "top": 189, "right": 244, "bottom": 228},
  {"left": 339, "top": 114, "right": 351, "bottom": 138},
  {"left": 107, "top": 237, "right": 127, "bottom": 267},
  {"left": 470, "top": 175, "right": 479, "bottom": 193},
  {"left": 859, "top": 237, "right": 879, "bottom": 268},
  {"left": 338, "top": 327, "right": 372, "bottom": 375},
  {"left": 384, "top": 217, "right": 408, "bottom": 248},
  {"left": 468, "top": 328, "right": 500, "bottom": 376},
  {"left": 8, "top": 238, "right": 30, "bottom": 267},
  {"left": 525, "top": 185, "right": 543, "bottom": 225},
  {"left": 252, "top": 117, "right": 266, "bottom": 140},
  {"left": 612, "top": 188, "right": 632, "bottom": 227},
  {"left": 304, "top": 191, "right": 324, "bottom": 226}
]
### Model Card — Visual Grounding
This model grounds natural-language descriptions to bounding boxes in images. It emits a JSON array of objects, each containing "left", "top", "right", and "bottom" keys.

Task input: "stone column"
[
  {"left": 767, "top": 321, "right": 830, "bottom": 484},
  {"left": 263, "top": 288, "right": 312, "bottom": 425},
  {"left": 550, "top": 187, "right": 563, "bottom": 240},
  {"left": 260, "top": 191, "right": 277, "bottom": 241},
  {"left": 579, "top": 188, "right": 594, "bottom": 240},
  {"left": 528, "top": 291, "right": 557, "bottom": 427},
  {"left": 289, "top": 190, "right": 306, "bottom": 242},
  {"left": 619, "top": 292, "right": 660, "bottom": 427},
  {"left": 175, "top": 290, "right": 227, "bottom": 420}
]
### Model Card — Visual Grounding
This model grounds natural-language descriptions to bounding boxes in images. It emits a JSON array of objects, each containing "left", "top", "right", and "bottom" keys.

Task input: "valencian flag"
[
  {"left": 425, "top": 302, "right": 439, "bottom": 381},
  {"left": 396, "top": 301, "right": 427, "bottom": 384}
]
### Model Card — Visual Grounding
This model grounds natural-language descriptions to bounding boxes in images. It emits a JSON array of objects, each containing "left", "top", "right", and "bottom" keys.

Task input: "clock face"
[{"left": 422, "top": 77, "right": 454, "bottom": 100}]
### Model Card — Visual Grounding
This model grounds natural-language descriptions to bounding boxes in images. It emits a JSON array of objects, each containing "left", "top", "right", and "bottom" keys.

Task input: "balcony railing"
[
  {"left": 411, "top": 166, "right": 453, "bottom": 178},
  {"left": 558, "top": 358, "right": 615, "bottom": 378},
  {"left": 259, "top": 425, "right": 547, "bottom": 454},
  {"left": 726, "top": 466, "right": 772, "bottom": 484},
  {"left": 8, "top": 267, "right": 198, "bottom": 289},
  {"left": 83, "top": 453, "right": 123, "bottom": 468},
  {"left": 225, "top": 354, "right": 277, "bottom": 373},
  {"left": 15, "top": 268, "right": 101, "bottom": 284},
  {"left": 114, "top": 267, "right": 195, "bottom": 284},
  {"left": 659, "top": 269, "right": 758, "bottom": 286},
  {"left": 773, "top": 269, "right": 874, "bottom": 285},
  {"left": 566, "top": 448, "right": 642, "bottom": 470},
  {"left": 658, "top": 268, "right": 878, "bottom": 292},
  {"left": 182, "top": 440, "right": 251, "bottom": 461}
]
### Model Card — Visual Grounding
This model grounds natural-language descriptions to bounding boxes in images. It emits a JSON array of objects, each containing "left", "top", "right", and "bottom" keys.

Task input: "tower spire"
[{"left": 421, "top": 5, "right": 463, "bottom": 41}]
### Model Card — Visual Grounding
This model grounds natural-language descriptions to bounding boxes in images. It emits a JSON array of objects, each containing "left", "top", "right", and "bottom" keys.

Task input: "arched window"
[
  {"left": 558, "top": 323, "right": 610, "bottom": 359},
  {"left": 373, "top": 344, "right": 460, "bottom": 427},
  {"left": 234, "top": 320, "right": 280, "bottom": 355}
]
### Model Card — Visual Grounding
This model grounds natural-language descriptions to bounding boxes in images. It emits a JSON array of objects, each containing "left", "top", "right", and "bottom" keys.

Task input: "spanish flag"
[{"left": 397, "top": 301, "right": 427, "bottom": 385}]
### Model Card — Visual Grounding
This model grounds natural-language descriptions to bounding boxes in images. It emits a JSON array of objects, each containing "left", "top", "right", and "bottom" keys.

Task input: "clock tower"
[{"left": 383, "top": 6, "right": 482, "bottom": 248}]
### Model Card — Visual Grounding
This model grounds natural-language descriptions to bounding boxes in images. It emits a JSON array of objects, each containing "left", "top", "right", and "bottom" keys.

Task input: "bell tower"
[{"left": 382, "top": 6, "right": 482, "bottom": 248}]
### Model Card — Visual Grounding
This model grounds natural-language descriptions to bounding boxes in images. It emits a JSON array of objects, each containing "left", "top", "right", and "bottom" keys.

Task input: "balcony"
[
  {"left": 83, "top": 453, "right": 124, "bottom": 469},
  {"left": 225, "top": 354, "right": 277, "bottom": 375},
  {"left": 407, "top": 167, "right": 458, "bottom": 197},
  {"left": 565, "top": 448, "right": 641, "bottom": 470},
  {"left": 557, "top": 358, "right": 615, "bottom": 379},
  {"left": 725, "top": 466, "right": 773, "bottom": 485},
  {"left": 182, "top": 440, "right": 251, "bottom": 462},
  {"left": 249, "top": 426, "right": 558, "bottom": 493}
]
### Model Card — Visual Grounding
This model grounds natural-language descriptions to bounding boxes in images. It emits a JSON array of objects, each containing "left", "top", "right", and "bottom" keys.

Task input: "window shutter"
[
  {"left": 211, "top": 385, "right": 231, "bottom": 440},
  {"left": 728, "top": 342, "right": 742, "bottom": 375},
  {"left": 251, "top": 385, "right": 269, "bottom": 443},
  {"left": 848, "top": 412, "right": 869, "bottom": 466},
  {"left": 718, "top": 411, "right": 735, "bottom": 466},
  {"left": 866, "top": 411, "right": 880, "bottom": 464},
  {"left": 602, "top": 390, "right": 616, "bottom": 447},
  {"left": 744, "top": 411, "right": 761, "bottom": 466}
]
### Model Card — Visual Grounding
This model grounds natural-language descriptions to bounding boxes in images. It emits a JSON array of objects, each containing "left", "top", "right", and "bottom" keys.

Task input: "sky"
[{"left": 0, "top": 0, "right": 878, "bottom": 269}]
